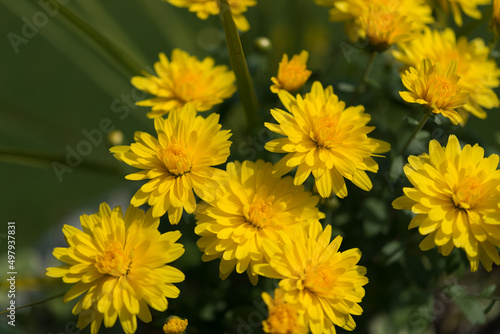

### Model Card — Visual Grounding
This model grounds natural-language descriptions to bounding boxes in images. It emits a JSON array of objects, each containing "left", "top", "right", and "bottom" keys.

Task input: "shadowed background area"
[{"left": 1, "top": 0, "right": 500, "bottom": 333}]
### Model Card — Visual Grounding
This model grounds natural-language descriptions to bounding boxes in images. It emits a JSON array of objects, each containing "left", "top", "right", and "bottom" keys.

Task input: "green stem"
[
  {"left": 349, "top": 51, "right": 377, "bottom": 105},
  {"left": 0, "top": 292, "right": 65, "bottom": 314},
  {"left": 471, "top": 295, "right": 500, "bottom": 301},
  {"left": 0, "top": 146, "right": 120, "bottom": 176},
  {"left": 398, "top": 109, "right": 431, "bottom": 155},
  {"left": 47, "top": 0, "right": 144, "bottom": 77},
  {"left": 443, "top": 285, "right": 500, "bottom": 301},
  {"left": 490, "top": 34, "right": 499, "bottom": 57},
  {"left": 218, "top": 0, "right": 260, "bottom": 128}
]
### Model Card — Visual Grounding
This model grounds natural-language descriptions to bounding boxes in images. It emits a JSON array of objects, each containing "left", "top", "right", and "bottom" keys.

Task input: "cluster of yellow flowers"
[
  {"left": 312, "top": 0, "right": 500, "bottom": 277},
  {"left": 45, "top": 0, "right": 500, "bottom": 333},
  {"left": 195, "top": 160, "right": 369, "bottom": 333},
  {"left": 394, "top": 27, "right": 500, "bottom": 122}
]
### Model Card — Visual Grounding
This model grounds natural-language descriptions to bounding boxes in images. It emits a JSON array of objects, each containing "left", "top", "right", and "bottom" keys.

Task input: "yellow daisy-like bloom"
[
  {"left": 195, "top": 160, "right": 324, "bottom": 285},
  {"left": 110, "top": 104, "right": 231, "bottom": 224},
  {"left": 255, "top": 221, "right": 368, "bottom": 334},
  {"left": 262, "top": 289, "right": 309, "bottom": 334},
  {"left": 46, "top": 203, "right": 185, "bottom": 334},
  {"left": 131, "top": 49, "right": 236, "bottom": 118},
  {"left": 164, "top": 0, "right": 256, "bottom": 32},
  {"left": 163, "top": 316, "right": 188, "bottom": 334},
  {"left": 265, "top": 81, "right": 390, "bottom": 198},
  {"left": 392, "top": 135, "right": 500, "bottom": 272},
  {"left": 315, "top": 0, "right": 433, "bottom": 46},
  {"left": 270, "top": 50, "right": 312, "bottom": 94},
  {"left": 393, "top": 28, "right": 500, "bottom": 120},
  {"left": 438, "top": 0, "right": 491, "bottom": 27},
  {"left": 399, "top": 58, "right": 469, "bottom": 125}
]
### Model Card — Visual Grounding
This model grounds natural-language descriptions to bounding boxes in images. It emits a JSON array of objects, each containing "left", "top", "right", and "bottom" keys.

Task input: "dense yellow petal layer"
[
  {"left": 393, "top": 135, "right": 500, "bottom": 271},
  {"left": 266, "top": 81, "right": 390, "bottom": 198}
]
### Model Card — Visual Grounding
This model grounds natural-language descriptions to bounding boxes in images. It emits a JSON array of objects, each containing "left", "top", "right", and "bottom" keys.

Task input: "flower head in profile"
[
  {"left": 262, "top": 289, "right": 308, "bottom": 334},
  {"left": 195, "top": 160, "right": 324, "bottom": 285},
  {"left": 393, "top": 135, "right": 500, "bottom": 272},
  {"left": 265, "top": 81, "right": 390, "bottom": 198},
  {"left": 255, "top": 221, "right": 368, "bottom": 334},
  {"left": 315, "top": 0, "right": 433, "bottom": 46},
  {"left": 164, "top": 0, "right": 256, "bottom": 32},
  {"left": 131, "top": 49, "right": 236, "bottom": 118},
  {"left": 438, "top": 0, "right": 490, "bottom": 27},
  {"left": 163, "top": 316, "right": 188, "bottom": 334},
  {"left": 491, "top": 0, "right": 500, "bottom": 35},
  {"left": 46, "top": 203, "right": 185, "bottom": 334},
  {"left": 271, "top": 50, "right": 312, "bottom": 93},
  {"left": 394, "top": 28, "right": 500, "bottom": 120},
  {"left": 110, "top": 104, "right": 231, "bottom": 224},
  {"left": 400, "top": 58, "right": 469, "bottom": 125}
]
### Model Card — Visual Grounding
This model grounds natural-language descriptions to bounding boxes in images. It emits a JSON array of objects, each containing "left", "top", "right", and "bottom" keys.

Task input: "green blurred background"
[{"left": 1, "top": 0, "right": 500, "bottom": 333}]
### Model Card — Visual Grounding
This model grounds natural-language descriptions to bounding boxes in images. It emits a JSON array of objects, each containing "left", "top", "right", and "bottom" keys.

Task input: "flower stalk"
[
  {"left": 0, "top": 146, "right": 120, "bottom": 176},
  {"left": 349, "top": 51, "right": 377, "bottom": 104},
  {"left": 47, "top": 0, "right": 144, "bottom": 76},
  {"left": 0, "top": 292, "right": 65, "bottom": 314},
  {"left": 398, "top": 109, "right": 431, "bottom": 155},
  {"left": 218, "top": 0, "right": 260, "bottom": 128}
]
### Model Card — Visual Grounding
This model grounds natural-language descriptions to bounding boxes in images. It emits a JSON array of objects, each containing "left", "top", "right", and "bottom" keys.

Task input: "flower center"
[
  {"left": 312, "top": 115, "right": 337, "bottom": 148},
  {"left": 172, "top": 69, "right": 207, "bottom": 103},
  {"left": 429, "top": 76, "right": 454, "bottom": 102},
  {"left": 264, "top": 303, "right": 299, "bottom": 334},
  {"left": 95, "top": 241, "right": 131, "bottom": 277},
  {"left": 246, "top": 197, "right": 274, "bottom": 228},
  {"left": 279, "top": 63, "right": 308, "bottom": 91},
  {"left": 452, "top": 177, "right": 483, "bottom": 210},
  {"left": 158, "top": 144, "right": 192, "bottom": 176},
  {"left": 439, "top": 79, "right": 452, "bottom": 94},
  {"left": 304, "top": 263, "right": 336, "bottom": 297},
  {"left": 369, "top": 10, "right": 395, "bottom": 34}
]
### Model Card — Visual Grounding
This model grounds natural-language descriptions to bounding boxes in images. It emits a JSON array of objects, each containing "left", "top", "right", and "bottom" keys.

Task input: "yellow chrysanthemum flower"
[
  {"left": 195, "top": 160, "right": 324, "bottom": 285},
  {"left": 438, "top": 0, "right": 490, "bottom": 27},
  {"left": 393, "top": 135, "right": 500, "bottom": 272},
  {"left": 393, "top": 28, "right": 500, "bottom": 120},
  {"left": 255, "top": 221, "right": 368, "bottom": 334},
  {"left": 131, "top": 49, "right": 236, "bottom": 118},
  {"left": 315, "top": 0, "right": 433, "bottom": 47},
  {"left": 399, "top": 58, "right": 469, "bottom": 125},
  {"left": 163, "top": 316, "right": 188, "bottom": 334},
  {"left": 265, "top": 81, "right": 390, "bottom": 198},
  {"left": 164, "top": 0, "right": 256, "bottom": 32},
  {"left": 262, "top": 289, "right": 308, "bottom": 334},
  {"left": 46, "top": 203, "right": 185, "bottom": 334},
  {"left": 270, "top": 50, "right": 312, "bottom": 93},
  {"left": 359, "top": 3, "right": 419, "bottom": 51},
  {"left": 110, "top": 104, "right": 231, "bottom": 224}
]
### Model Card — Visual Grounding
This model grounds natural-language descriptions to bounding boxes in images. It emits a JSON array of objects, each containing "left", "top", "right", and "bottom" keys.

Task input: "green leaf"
[
  {"left": 381, "top": 240, "right": 404, "bottom": 265},
  {"left": 447, "top": 285, "right": 487, "bottom": 325},
  {"left": 480, "top": 284, "right": 497, "bottom": 297},
  {"left": 364, "top": 197, "right": 388, "bottom": 221}
]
